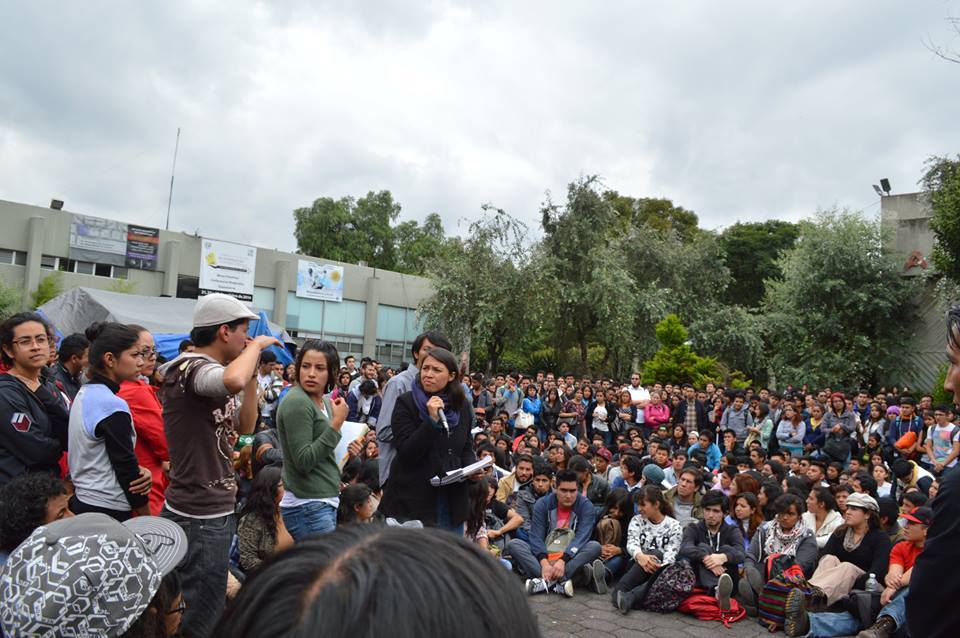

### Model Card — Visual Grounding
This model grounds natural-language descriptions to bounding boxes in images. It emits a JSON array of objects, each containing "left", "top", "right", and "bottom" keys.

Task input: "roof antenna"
[{"left": 165, "top": 127, "right": 181, "bottom": 230}]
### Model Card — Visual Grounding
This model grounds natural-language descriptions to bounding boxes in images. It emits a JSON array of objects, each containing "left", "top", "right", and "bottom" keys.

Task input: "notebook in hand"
[{"left": 430, "top": 456, "right": 494, "bottom": 487}]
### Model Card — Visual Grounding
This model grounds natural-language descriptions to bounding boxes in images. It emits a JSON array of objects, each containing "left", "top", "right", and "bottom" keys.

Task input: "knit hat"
[
  {"left": 0, "top": 513, "right": 187, "bottom": 638},
  {"left": 642, "top": 463, "right": 666, "bottom": 486},
  {"left": 845, "top": 492, "right": 879, "bottom": 512}
]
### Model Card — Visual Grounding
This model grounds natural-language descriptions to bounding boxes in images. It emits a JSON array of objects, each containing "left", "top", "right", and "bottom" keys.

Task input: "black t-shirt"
[
  {"left": 908, "top": 464, "right": 960, "bottom": 638},
  {"left": 488, "top": 498, "right": 509, "bottom": 522}
]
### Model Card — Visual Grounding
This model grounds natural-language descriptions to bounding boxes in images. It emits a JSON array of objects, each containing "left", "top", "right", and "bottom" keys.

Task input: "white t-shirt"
[
  {"left": 629, "top": 386, "right": 650, "bottom": 423},
  {"left": 927, "top": 423, "right": 960, "bottom": 467}
]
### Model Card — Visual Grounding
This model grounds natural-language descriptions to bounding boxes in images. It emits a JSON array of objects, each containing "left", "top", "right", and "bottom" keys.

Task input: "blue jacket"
[
  {"left": 887, "top": 415, "right": 923, "bottom": 447},
  {"left": 529, "top": 492, "right": 597, "bottom": 562},
  {"left": 803, "top": 419, "right": 826, "bottom": 449},
  {"left": 522, "top": 397, "right": 542, "bottom": 427},
  {"left": 688, "top": 442, "right": 722, "bottom": 471}
]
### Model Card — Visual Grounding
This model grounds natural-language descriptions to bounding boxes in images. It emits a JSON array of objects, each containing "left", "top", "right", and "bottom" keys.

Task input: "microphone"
[{"left": 438, "top": 409, "right": 450, "bottom": 435}]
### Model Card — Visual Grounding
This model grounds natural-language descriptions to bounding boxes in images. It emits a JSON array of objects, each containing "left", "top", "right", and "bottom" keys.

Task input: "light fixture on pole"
[{"left": 880, "top": 178, "right": 891, "bottom": 195}]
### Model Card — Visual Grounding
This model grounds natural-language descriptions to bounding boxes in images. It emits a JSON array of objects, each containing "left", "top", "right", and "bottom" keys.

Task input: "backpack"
[
  {"left": 544, "top": 527, "right": 576, "bottom": 559},
  {"left": 678, "top": 591, "right": 746, "bottom": 628},
  {"left": 640, "top": 561, "right": 696, "bottom": 613},
  {"left": 757, "top": 556, "right": 811, "bottom": 632}
]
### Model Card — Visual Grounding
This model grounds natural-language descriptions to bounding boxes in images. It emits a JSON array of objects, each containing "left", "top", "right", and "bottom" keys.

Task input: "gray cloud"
[{"left": 1, "top": 1, "right": 958, "bottom": 255}]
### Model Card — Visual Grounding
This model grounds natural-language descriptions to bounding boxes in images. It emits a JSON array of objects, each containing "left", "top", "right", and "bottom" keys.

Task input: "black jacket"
[
  {"left": 379, "top": 392, "right": 476, "bottom": 527},
  {"left": 0, "top": 373, "right": 69, "bottom": 485},
  {"left": 671, "top": 399, "right": 709, "bottom": 433},
  {"left": 678, "top": 519, "right": 746, "bottom": 567}
]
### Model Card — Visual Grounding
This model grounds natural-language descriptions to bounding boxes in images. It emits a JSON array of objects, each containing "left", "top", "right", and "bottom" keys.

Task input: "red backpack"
[{"left": 678, "top": 591, "right": 746, "bottom": 628}]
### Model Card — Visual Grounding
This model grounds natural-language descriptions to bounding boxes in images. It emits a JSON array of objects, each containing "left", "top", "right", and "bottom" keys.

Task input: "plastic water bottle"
[{"left": 865, "top": 573, "right": 881, "bottom": 593}]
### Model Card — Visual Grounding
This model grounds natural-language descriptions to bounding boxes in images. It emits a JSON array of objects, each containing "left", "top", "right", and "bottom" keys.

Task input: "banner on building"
[
  {"left": 296, "top": 259, "right": 344, "bottom": 302},
  {"left": 69, "top": 214, "right": 128, "bottom": 267},
  {"left": 199, "top": 238, "right": 257, "bottom": 301},
  {"left": 125, "top": 225, "right": 160, "bottom": 270}
]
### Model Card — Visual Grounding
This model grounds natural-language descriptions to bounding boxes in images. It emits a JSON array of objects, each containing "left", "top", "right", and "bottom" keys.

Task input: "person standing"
[
  {"left": 159, "top": 294, "right": 280, "bottom": 638},
  {"left": 51, "top": 333, "right": 89, "bottom": 402},
  {"left": 276, "top": 340, "right": 351, "bottom": 540},
  {"left": 119, "top": 325, "right": 169, "bottom": 515},
  {"left": 379, "top": 347, "right": 476, "bottom": 530},
  {"left": 68, "top": 323, "right": 152, "bottom": 521}
]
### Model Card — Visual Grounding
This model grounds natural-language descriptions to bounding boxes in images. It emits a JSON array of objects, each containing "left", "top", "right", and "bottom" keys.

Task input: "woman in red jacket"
[{"left": 117, "top": 324, "right": 169, "bottom": 515}]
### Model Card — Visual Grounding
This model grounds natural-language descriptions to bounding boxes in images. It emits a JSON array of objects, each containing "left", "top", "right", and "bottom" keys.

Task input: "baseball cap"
[
  {"left": 0, "top": 513, "right": 188, "bottom": 637},
  {"left": 193, "top": 292, "right": 258, "bottom": 328},
  {"left": 844, "top": 492, "right": 879, "bottom": 512},
  {"left": 595, "top": 447, "right": 612, "bottom": 462},
  {"left": 901, "top": 506, "right": 933, "bottom": 526}
]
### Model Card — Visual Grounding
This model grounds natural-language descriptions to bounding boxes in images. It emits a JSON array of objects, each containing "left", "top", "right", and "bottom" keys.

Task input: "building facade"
[{"left": 0, "top": 199, "right": 433, "bottom": 365}]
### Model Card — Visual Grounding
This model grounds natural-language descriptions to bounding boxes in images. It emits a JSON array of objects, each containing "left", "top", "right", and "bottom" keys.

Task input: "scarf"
[
  {"left": 358, "top": 393, "right": 373, "bottom": 416},
  {"left": 842, "top": 527, "right": 864, "bottom": 553},
  {"left": 411, "top": 377, "right": 460, "bottom": 430},
  {"left": 763, "top": 518, "right": 809, "bottom": 557}
]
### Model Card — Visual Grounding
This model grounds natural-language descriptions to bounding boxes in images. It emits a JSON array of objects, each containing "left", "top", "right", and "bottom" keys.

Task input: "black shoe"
[
  {"left": 615, "top": 590, "right": 634, "bottom": 615},
  {"left": 738, "top": 577, "right": 758, "bottom": 617},
  {"left": 784, "top": 588, "right": 810, "bottom": 637},
  {"left": 588, "top": 559, "right": 608, "bottom": 595}
]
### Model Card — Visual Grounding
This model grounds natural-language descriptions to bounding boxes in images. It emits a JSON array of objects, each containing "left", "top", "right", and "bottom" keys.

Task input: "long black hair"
[
  {"left": 637, "top": 484, "right": 673, "bottom": 519},
  {"left": 600, "top": 488, "right": 633, "bottom": 530},
  {"left": 465, "top": 479, "right": 488, "bottom": 540},
  {"left": 85, "top": 321, "right": 140, "bottom": 372},
  {"left": 295, "top": 340, "right": 340, "bottom": 394},
  {"left": 419, "top": 347, "right": 465, "bottom": 410},
  {"left": 337, "top": 483, "right": 372, "bottom": 525},
  {"left": 211, "top": 525, "right": 541, "bottom": 638},
  {"left": 239, "top": 466, "right": 282, "bottom": 538}
]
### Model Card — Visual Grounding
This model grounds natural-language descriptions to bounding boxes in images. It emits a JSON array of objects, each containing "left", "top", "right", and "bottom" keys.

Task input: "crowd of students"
[{"left": 0, "top": 295, "right": 959, "bottom": 638}]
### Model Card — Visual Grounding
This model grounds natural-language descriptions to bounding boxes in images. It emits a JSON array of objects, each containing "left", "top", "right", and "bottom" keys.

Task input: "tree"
[
  {"left": 541, "top": 177, "right": 638, "bottom": 373},
  {"left": 720, "top": 220, "right": 800, "bottom": 307},
  {"left": 922, "top": 155, "right": 960, "bottom": 301},
  {"left": 393, "top": 213, "right": 447, "bottom": 276},
  {"left": 763, "top": 209, "right": 919, "bottom": 388},
  {"left": 640, "top": 314, "right": 719, "bottom": 386},
  {"left": 293, "top": 190, "right": 401, "bottom": 269},
  {"left": 604, "top": 191, "right": 700, "bottom": 243},
  {"left": 0, "top": 279, "right": 19, "bottom": 320},
  {"left": 108, "top": 279, "right": 138, "bottom": 294},
  {"left": 30, "top": 272, "right": 63, "bottom": 309},
  {"left": 689, "top": 304, "right": 766, "bottom": 380},
  {"left": 418, "top": 206, "right": 535, "bottom": 374}
]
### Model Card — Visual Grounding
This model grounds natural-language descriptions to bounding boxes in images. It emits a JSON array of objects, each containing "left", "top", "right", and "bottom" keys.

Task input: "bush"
[
  {"left": 641, "top": 315, "right": 720, "bottom": 386},
  {"left": 932, "top": 363, "right": 953, "bottom": 407},
  {"left": 30, "top": 272, "right": 62, "bottom": 309},
  {"left": 0, "top": 279, "right": 20, "bottom": 321}
]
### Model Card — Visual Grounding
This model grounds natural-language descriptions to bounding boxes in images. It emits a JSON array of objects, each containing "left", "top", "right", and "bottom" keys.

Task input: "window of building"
[
  {"left": 75, "top": 261, "right": 95, "bottom": 275},
  {"left": 0, "top": 249, "right": 27, "bottom": 266},
  {"left": 94, "top": 263, "right": 112, "bottom": 277},
  {"left": 40, "top": 255, "right": 59, "bottom": 270},
  {"left": 112, "top": 266, "right": 128, "bottom": 279}
]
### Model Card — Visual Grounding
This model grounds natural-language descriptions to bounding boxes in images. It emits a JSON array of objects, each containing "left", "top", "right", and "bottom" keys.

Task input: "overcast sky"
[{"left": 2, "top": 1, "right": 959, "bottom": 252}]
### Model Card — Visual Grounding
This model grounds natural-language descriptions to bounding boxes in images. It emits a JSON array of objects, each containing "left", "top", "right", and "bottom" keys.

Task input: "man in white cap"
[{"left": 158, "top": 293, "right": 280, "bottom": 638}]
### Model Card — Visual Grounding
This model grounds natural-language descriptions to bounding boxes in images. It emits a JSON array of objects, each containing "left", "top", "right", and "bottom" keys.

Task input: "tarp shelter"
[{"left": 39, "top": 287, "right": 294, "bottom": 364}]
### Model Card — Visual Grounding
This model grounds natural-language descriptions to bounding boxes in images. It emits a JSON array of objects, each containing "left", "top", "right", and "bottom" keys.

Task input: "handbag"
[
  {"left": 640, "top": 561, "right": 696, "bottom": 613},
  {"left": 758, "top": 554, "right": 811, "bottom": 632},
  {"left": 678, "top": 590, "right": 746, "bottom": 627}
]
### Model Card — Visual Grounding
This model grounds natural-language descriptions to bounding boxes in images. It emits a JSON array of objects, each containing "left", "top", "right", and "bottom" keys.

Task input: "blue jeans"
[
  {"left": 804, "top": 588, "right": 907, "bottom": 637},
  {"left": 161, "top": 507, "right": 235, "bottom": 638},
  {"left": 604, "top": 554, "right": 629, "bottom": 580},
  {"left": 507, "top": 537, "right": 602, "bottom": 582},
  {"left": 281, "top": 501, "right": 337, "bottom": 542}
]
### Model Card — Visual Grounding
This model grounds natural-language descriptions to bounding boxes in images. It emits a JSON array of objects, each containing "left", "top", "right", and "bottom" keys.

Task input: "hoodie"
[
  {"left": 626, "top": 514, "right": 683, "bottom": 565},
  {"left": 678, "top": 519, "right": 746, "bottom": 568},
  {"left": 0, "top": 374, "right": 68, "bottom": 485}
]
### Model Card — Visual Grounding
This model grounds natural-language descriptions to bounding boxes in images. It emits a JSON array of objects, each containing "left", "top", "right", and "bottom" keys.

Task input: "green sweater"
[{"left": 276, "top": 386, "right": 342, "bottom": 499}]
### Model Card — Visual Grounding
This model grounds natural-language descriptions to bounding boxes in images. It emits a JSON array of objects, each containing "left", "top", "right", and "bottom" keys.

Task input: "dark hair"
[
  {"left": 514, "top": 453, "right": 534, "bottom": 468},
  {"left": 0, "top": 312, "right": 48, "bottom": 366},
  {"left": 835, "top": 483, "right": 854, "bottom": 496},
  {"left": 679, "top": 466, "right": 703, "bottom": 487},
  {"left": 295, "top": 340, "right": 340, "bottom": 393},
  {"left": 555, "top": 468, "right": 578, "bottom": 486},
  {"left": 637, "top": 485, "right": 673, "bottom": 518},
  {"left": 733, "top": 492, "right": 763, "bottom": 539},
  {"left": 701, "top": 489, "right": 727, "bottom": 512},
  {"left": 359, "top": 379, "right": 378, "bottom": 397},
  {"left": 877, "top": 496, "right": 899, "bottom": 525},
  {"left": 891, "top": 459, "right": 915, "bottom": 480},
  {"left": 358, "top": 459, "right": 380, "bottom": 493},
  {"left": 86, "top": 322, "right": 140, "bottom": 372},
  {"left": 189, "top": 317, "right": 248, "bottom": 348},
  {"left": 239, "top": 466, "right": 282, "bottom": 540},
  {"left": 855, "top": 472, "right": 879, "bottom": 499},
  {"left": 418, "top": 347, "right": 466, "bottom": 410},
  {"left": 810, "top": 486, "right": 838, "bottom": 512},
  {"left": 0, "top": 473, "right": 68, "bottom": 552},
  {"left": 760, "top": 480, "right": 784, "bottom": 519},
  {"left": 411, "top": 331, "right": 453, "bottom": 359},
  {"left": 340, "top": 458, "right": 362, "bottom": 484},
  {"left": 464, "top": 479, "right": 488, "bottom": 539},
  {"left": 260, "top": 350, "right": 277, "bottom": 365},
  {"left": 902, "top": 490, "right": 928, "bottom": 508},
  {"left": 773, "top": 493, "right": 805, "bottom": 516},
  {"left": 785, "top": 475, "right": 812, "bottom": 498},
  {"left": 600, "top": 488, "right": 633, "bottom": 530},
  {"left": 532, "top": 460, "right": 554, "bottom": 479},
  {"left": 212, "top": 526, "right": 541, "bottom": 638},
  {"left": 178, "top": 339, "right": 194, "bottom": 353},
  {"left": 567, "top": 455, "right": 590, "bottom": 473},
  {"left": 57, "top": 333, "right": 90, "bottom": 363},
  {"left": 123, "top": 570, "right": 183, "bottom": 638},
  {"left": 621, "top": 455, "right": 643, "bottom": 479},
  {"left": 337, "top": 483, "right": 373, "bottom": 525}
]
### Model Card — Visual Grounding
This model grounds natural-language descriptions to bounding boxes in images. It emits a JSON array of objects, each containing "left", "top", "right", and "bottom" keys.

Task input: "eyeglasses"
[
  {"left": 12, "top": 335, "right": 49, "bottom": 347},
  {"left": 166, "top": 602, "right": 186, "bottom": 616},
  {"left": 136, "top": 348, "right": 158, "bottom": 359}
]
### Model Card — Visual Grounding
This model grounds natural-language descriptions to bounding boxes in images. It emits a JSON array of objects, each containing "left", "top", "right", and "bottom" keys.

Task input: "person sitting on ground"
[
  {"left": 662, "top": 450, "right": 687, "bottom": 487},
  {"left": 688, "top": 431, "right": 722, "bottom": 471},
  {"left": 237, "top": 466, "right": 294, "bottom": 574},
  {"left": 495, "top": 453, "right": 535, "bottom": 505},
  {"left": 0, "top": 472, "right": 72, "bottom": 564},
  {"left": 891, "top": 458, "right": 934, "bottom": 498},
  {"left": 509, "top": 468, "right": 604, "bottom": 598},
  {"left": 803, "top": 486, "right": 843, "bottom": 548},
  {"left": 663, "top": 466, "right": 704, "bottom": 527},
  {"left": 212, "top": 524, "right": 541, "bottom": 638},
  {"left": 739, "top": 493, "right": 819, "bottom": 617},
  {"left": 337, "top": 483, "right": 376, "bottom": 526},
  {"left": 727, "top": 491, "right": 763, "bottom": 551},
  {"left": 481, "top": 476, "right": 524, "bottom": 547},
  {"left": 806, "top": 493, "right": 891, "bottom": 610},
  {"left": 877, "top": 497, "right": 906, "bottom": 545},
  {"left": 611, "top": 453, "right": 643, "bottom": 493},
  {"left": 595, "top": 488, "right": 633, "bottom": 583},
  {"left": 569, "top": 454, "right": 609, "bottom": 508},
  {"left": 0, "top": 512, "right": 187, "bottom": 637},
  {"left": 612, "top": 485, "right": 684, "bottom": 614},
  {"left": 512, "top": 461, "right": 554, "bottom": 543},
  {"left": 784, "top": 506, "right": 931, "bottom": 638},
  {"left": 346, "top": 379, "right": 382, "bottom": 426},
  {"left": 678, "top": 489, "right": 745, "bottom": 610}
]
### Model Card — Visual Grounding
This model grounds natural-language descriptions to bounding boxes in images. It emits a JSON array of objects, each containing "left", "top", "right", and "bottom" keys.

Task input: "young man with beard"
[
  {"left": 510, "top": 461, "right": 555, "bottom": 542},
  {"left": 496, "top": 453, "right": 535, "bottom": 505},
  {"left": 678, "top": 489, "right": 744, "bottom": 610}
]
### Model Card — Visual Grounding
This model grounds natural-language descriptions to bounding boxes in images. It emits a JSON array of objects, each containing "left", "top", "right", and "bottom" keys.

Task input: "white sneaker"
[
  {"left": 525, "top": 578, "right": 548, "bottom": 595},
  {"left": 552, "top": 579, "right": 574, "bottom": 598}
]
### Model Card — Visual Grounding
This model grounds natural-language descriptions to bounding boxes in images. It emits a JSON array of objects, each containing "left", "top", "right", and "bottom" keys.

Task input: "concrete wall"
[{"left": 0, "top": 198, "right": 433, "bottom": 362}]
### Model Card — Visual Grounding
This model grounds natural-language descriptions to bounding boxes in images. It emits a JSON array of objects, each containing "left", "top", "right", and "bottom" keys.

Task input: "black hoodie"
[
  {"left": 0, "top": 373, "right": 69, "bottom": 485},
  {"left": 678, "top": 518, "right": 746, "bottom": 568}
]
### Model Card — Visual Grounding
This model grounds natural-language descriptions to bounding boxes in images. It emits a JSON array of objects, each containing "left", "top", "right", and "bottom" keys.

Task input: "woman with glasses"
[
  {"left": 68, "top": 322, "right": 153, "bottom": 521},
  {"left": 0, "top": 312, "right": 70, "bottom": 486},
  {"left": 119, "top": 324, "right": 170, "bottom": 515},
  {"left": 738, "top": 493, "right": 818, "bottom": 617}
]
